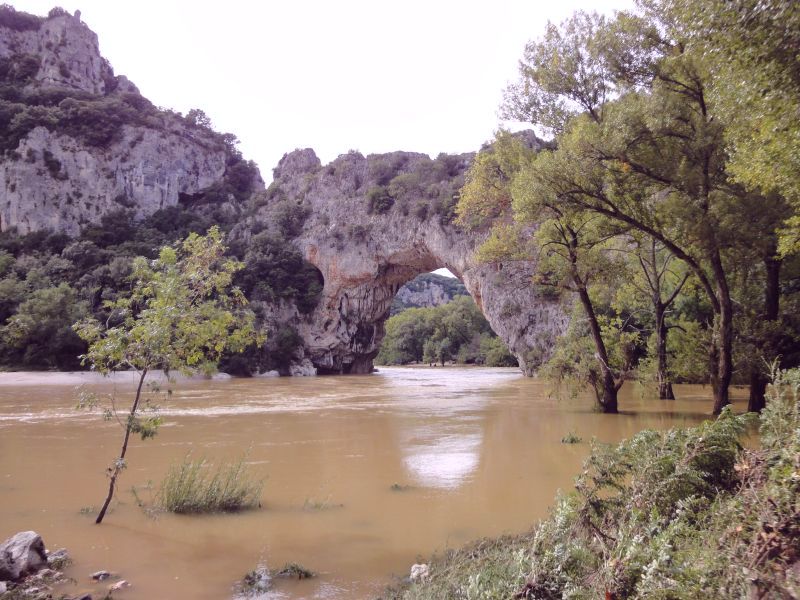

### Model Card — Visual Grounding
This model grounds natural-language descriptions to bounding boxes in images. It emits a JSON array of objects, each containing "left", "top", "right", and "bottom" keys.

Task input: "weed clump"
[
  {"left": 560, "top": 431, "right": 582, "bottom": 444},
  {"left": 158, "top": 455, "right": 263, "bottom": 514},
  {"left": 388, "top": 369, "right": 800, "bottom": 599},
  {"left": 275, "top": 563, "right": 315, "bottom": 580}
]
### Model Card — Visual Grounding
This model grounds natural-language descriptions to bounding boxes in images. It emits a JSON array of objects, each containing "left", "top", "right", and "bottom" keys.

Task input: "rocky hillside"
[
  {"left": 390, "top": 272, "right": 468, "bottom": 315},
  {"left": 0, "top": 6, "right": 567, "bottom": 376},
  {"left": 0, "top": 6, "right": 262, "bottom": 235}
]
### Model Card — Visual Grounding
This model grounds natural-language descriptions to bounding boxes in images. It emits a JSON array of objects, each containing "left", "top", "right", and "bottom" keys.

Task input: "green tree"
[
  {"left": 73, "top": 227, "right": 260, "bottom": 524},
  {"left": 459, "top": 133, "right": 635, "bottom": 412},
  {"left": 501, "top": 8, "right": 778, "bottom": 413},
  {"left": 655, "top": 0, "right": 800, "bottom": 253},
  {"left": 613, "top": 237, "right": 690, "bottom": 399},
  {"left": 2, "top": 282, "right": 89, "bottom": 369}
]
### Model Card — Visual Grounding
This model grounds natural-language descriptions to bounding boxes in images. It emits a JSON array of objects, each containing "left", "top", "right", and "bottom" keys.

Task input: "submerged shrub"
[{"left": 158, "top": 455, "right": 263, "bottom": 514}]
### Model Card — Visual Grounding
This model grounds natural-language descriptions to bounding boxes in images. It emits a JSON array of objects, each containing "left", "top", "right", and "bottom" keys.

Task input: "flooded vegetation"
[{"left": 0, "top": 367, "right": 744, "bottom": 598}]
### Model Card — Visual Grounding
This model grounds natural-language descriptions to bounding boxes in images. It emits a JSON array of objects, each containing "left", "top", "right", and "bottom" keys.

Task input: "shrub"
[
  {"left": 158, "top": 455, "right": 263, "bottom": 514},
  {"left": 366, "top": 185, "right": 394, "bottom": 214},
  {"left": 0, "top": 5, "right": 42, "bottom": 31},
  {"left": 42, "top": 149, "right": 65, "bottom": 179}
]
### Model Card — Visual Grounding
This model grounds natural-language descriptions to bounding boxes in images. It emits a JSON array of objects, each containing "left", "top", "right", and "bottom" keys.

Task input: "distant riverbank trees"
[
  {"left": 458, "top": 0, "right": 800, "bottom": 413},
  {"left": 376, "top": 296, "right": 517, "bottom": 367}
]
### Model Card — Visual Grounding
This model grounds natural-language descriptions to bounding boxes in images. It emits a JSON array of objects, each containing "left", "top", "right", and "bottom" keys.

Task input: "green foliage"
[
  {"left": 366, "top": 185, "right": 394, "bottom": 214},
  {"left": 0, "top": 53, "right": 41, "bottom": 84},
  {"left": 75, "top": 227, "right": 258, "bottom": 375},
  {"left": 236, "top": 231, "right": 322, "bottom": 314},
  {"left": 1, "top": 282, "right": 88, "bottom": 369},
  {"left": 664, "top": 0, "right": 800, "bottom": 253},
  {"left": 501, "top": 11, "right": 612, "bottom": 134},
  {"left": 0, "top": 5, "right": 42, "bottom": 32},
  {"left": 158, "top": 454, "right": 263, "bottom": 514},
  {"left": 376, "top": 295, "right": 516, "bottom": 367},
  {"left": 451, "top": 139, "right": 519, "bottom": 229},
  {"left": 480, "top": 336, "right": 518, "bottom": 367},
  {"left": 390, "top": 273, "right": 468, "bottom": 315}
]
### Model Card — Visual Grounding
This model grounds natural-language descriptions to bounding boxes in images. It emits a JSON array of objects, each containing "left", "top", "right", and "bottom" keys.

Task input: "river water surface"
[{"left": 0, "top": 367, "right": 744, "bottom": 598}]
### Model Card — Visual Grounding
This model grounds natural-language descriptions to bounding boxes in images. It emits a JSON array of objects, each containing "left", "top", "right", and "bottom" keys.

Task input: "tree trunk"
[
  {"left": 96, "top": 368, "right": 148, "bottom": 524},
  {"left": 576, "top": 285, "right": 618, "bottom": 414},
  {"left": 711, "top": 291, "right": 733, "bottom": 415},
  {"left": 654, "top": 302, "right": 675, "bottom": 400},
  {"left": 748, "top": 255, "right": 781, "bottom": 412}
]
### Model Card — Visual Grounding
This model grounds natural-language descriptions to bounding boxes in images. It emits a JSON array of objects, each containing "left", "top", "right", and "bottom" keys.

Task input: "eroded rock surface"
[
  {"left": 244, "top": 148, "right": 567, "bottom": 375},
  {"left": 0, "top": 8, "right": 253, "bottom": 236}
]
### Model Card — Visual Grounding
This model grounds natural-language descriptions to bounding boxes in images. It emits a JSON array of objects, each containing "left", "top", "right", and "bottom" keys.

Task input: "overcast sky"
[{"left": 14, "top": 0, "right": 632, "bottom": 179}]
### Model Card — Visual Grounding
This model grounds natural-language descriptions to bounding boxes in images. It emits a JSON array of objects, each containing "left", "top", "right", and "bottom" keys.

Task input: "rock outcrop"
[
  {"left": 0, "top": 7, "right": 256, "bottom": 236},
  {"left": 0, "top": 531, "right": 47, "bottom": 582},
  {"left": 391, "top": 272, "right": 468, "bottom": 314},
  {"left": 244, "top": 148, "right": 567, "bottom": 375}
]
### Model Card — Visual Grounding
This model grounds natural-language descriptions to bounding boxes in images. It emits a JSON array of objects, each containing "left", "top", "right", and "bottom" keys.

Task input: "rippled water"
[{"left": 0, "top": 367, "right": 744, "bottom": 598}]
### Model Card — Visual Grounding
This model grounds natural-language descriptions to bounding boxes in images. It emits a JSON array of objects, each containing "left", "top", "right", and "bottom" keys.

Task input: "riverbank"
[{"left": 385, "top": 371, "right": 800, "bottom": 599}]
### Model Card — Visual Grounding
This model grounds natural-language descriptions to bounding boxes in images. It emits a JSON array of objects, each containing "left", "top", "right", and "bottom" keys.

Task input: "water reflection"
[{"left": 384, "top": 367, "right": 519, "bottom": 489}]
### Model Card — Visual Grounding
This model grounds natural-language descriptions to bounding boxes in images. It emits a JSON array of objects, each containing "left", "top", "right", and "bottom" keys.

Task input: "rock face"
[
  {"left": 248, "top": 148, "right": 568, "bottom": 375},
  {"left": 0, "top": 10, "right": 113, "bottom": 95},
  {"left": 391, "top": 272, "right": 468, "bottom": 314},
  {"left": 0, "top": 8, "right": 249, "bottom": 236},
  {"left": 2, "top": 124, "right": 229, "bottom": 235},
  {"left": 0, "top": 531, "right": 47, "bottom": 582}
]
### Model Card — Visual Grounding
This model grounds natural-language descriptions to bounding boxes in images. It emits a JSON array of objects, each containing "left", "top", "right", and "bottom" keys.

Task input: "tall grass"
[{"left": 158, "top": 455, "right": 263, "bottom": 514}]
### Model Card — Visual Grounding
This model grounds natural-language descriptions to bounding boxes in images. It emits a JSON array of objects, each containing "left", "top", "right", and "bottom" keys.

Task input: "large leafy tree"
[
  {"left": 501, "top": 6, "right": 785, "bottom": 413},
  {"left": 459, "top": 133, "right": 636, "bottom": 412},
  {"left": 655, "top": 0, "right": 800, "bottom": 253},
  {"left": 74, "top": 227, "right": 260, "bottom": 524}
]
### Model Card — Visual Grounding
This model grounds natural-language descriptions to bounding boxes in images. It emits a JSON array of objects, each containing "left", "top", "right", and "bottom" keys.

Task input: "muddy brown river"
[{"left": 0, "top": 367, "right": 745, "bottom": 599}]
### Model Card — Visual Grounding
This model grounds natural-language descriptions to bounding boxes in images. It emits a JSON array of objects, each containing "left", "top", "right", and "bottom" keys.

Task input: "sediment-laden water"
[{"left": 0, "top": 367, "right": 744, "bottom": 598}]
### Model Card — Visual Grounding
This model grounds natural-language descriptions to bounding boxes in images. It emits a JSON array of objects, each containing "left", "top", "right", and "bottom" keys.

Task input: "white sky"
[{"left": 13, "top": 0, "right": 632, "bottom": 180}]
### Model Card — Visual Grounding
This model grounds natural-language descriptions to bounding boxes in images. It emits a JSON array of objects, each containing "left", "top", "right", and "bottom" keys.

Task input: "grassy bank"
[{"left": 386, "top": 370, "right": 800, "bottom": 599}]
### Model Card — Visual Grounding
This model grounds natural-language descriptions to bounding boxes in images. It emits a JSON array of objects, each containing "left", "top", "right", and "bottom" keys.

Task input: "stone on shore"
[{"left": 0, "top": 531, "right": 48, "bottom": 582}]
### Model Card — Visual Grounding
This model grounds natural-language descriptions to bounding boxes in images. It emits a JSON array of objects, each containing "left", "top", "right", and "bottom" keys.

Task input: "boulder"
[
  {"left": 108, "top": 579, "right": 130, "bottom": 591},
  {"left": 46, "top": 548, "right": 70, "bottom": 569},
  {"left": 410, "top": 563, "right": 429, "bottom": 582},
  {"left": 0, "top": 531, "right": 48, "bottom": 582}
]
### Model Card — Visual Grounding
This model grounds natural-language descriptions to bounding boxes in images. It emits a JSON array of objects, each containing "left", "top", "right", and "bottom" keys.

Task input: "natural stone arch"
[{"left": 254, "top": 148, "right": 568, "bottom": 375}]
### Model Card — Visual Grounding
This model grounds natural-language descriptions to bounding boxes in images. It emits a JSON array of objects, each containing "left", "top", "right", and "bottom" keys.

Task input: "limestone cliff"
[
  {"left": 240, "top": 148, "right": 568, "bottom": 375},
  {"left": 391, "top": 272, "right": 468, "bottom": 315},
  {"left": 0, "top": 6, "right": 257, "bottom": 235}
]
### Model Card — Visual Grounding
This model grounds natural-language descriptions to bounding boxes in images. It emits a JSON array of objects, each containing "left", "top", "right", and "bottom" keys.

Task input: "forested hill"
[{"left": 390, "top": 273, "right": 468, "bottom": 315}]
